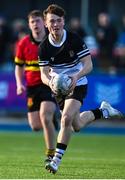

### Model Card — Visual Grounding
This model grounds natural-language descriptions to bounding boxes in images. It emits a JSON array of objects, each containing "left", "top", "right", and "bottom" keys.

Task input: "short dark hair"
[
  {"left": 28, "top": 10, "right": 43, "bottom": 20},
  {"left": 43, "top": 4, "right": 66, "bottom": 19}
]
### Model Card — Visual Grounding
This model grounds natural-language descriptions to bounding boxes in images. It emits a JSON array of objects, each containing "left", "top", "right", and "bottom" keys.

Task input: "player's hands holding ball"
[
  {"left": 68, "top": 75, "right": 77, "bottom": 92},
  {"left": 49, "top": 73, "right": 75, "bottom": 96}
]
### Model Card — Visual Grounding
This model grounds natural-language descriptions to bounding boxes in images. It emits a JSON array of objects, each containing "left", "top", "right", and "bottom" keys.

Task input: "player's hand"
[
  {"left": 16, "top": 85, "right": 26, "bottom": 95},
  {"left": 68, "top": 75, "right": 77, "bottom": 91},
  {"left": 49, "top": 77, "right": 58, "bottom": 95}
]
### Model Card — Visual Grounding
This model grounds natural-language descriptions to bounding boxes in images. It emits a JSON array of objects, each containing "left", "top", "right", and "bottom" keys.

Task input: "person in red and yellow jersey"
[{"left": 15, "top": 10, "right": 58, "bottom": 163}]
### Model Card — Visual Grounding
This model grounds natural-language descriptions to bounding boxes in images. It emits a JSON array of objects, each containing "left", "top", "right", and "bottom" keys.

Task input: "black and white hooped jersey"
[{"left": 38, "top": 29, "right": 91, "bottom": 86}]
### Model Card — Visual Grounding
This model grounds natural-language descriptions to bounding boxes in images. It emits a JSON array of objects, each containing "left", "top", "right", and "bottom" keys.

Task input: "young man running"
[{"left": 38, "top": 4, "right": 123, "bottom": 173}]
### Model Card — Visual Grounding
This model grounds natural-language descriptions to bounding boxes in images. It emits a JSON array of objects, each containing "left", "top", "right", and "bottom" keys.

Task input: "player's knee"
[
  {"left": 29, "top": 122, "right": 42, "bottom": 131},
  {"left": 32, "top": 127, "right": 41, "bottom": 131},
  {"left": 61, "top": 114, "right": 72, "bottom": 128},
  {"left": 72, "top": 124, "right": 80, "bottom": 132},
  {"left": 73, "top": 128, "right": 80, "bottom": 132},
  {"left": 41, "top": 113, "right": 54, "bottom": 127},
  {"left": 30, "top": 124, "right": 42, "bottom": 131}
]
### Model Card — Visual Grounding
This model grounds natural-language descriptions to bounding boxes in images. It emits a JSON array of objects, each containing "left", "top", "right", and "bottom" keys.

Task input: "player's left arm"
[
  {"left": 69, "top": 55, "right": 93, "bottom": 91},
  {"left": 76, "top": 54, "right": 93, "bottom": 80}
]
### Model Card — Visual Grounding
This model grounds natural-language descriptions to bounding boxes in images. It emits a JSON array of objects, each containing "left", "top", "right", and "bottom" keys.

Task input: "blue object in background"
[
  {"left": 81, "top": 74, "right": 125, "bottom": 114},
  {"left": 0, "top": 72, "right": 124, "bottom": 114},
  {"left": 0, "top": 72, "right": 26, "bottom": 113}
]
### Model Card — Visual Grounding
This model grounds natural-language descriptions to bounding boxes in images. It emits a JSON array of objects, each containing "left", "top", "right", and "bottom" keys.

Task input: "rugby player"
[
  {"left": 38, "top": 4, "right": 123, "bottom": 173},
  {"left": 15, "top": 10, "right": 58, "bottom": 162}
]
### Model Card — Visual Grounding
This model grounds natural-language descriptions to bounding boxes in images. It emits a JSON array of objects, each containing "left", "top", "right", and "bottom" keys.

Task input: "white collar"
[{"left": 48, "top": 29, "right": 66, "bottom": 47}]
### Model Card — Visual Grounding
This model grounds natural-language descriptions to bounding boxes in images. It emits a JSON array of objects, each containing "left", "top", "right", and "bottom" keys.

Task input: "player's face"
[
  {"left": 45, "top": 13, "right": 65, "bottom": 40},
  {"left": 28, "top": 16, "right": 44, "bottom": 34}
]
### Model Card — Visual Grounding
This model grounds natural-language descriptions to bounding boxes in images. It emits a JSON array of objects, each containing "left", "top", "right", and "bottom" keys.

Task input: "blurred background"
[{"left": 0, "top": 0, "right": 125, "bottom": 133}]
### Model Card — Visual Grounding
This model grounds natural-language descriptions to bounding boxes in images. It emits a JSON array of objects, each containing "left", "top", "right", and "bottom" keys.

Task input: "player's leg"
[
  {"left": 53, "top": 107, "right": 61, "bottom": 131},
  {"left": 72, "top": 85, "right": 123, "bottom": 131},
  {"left": 27, "top": 86, "right": 43, "bottom": 131},
  {"left": 46, "top": 98, "right": 81, "bottom": 173},
  {"left": 71, "top": 110, "right": 94, "bottom": 132},
  {"left": 27, "top": 83, "right": 59, "bottom": 131},
  {"left": 27, "top": 84, "right": 58, "bottom": 162},
  {"left": 28, "top": 111, "right": 42, "bottom": 131},
  {"left": 40, "top": 101, "right": 56, "bottom": 162},
  {"left": 72, "top": 101, "right": 123, "bottom": 132},
  {"left": 100, "top": 101, "right": 123, "bottom": 118},
  {"left": 39, "top": 84, "right": 58, "bottom": 163}
]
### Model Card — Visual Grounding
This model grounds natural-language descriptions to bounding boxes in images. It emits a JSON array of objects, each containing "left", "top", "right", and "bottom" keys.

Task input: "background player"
[{"left": 15, "top": 10, "right": 58, "bottom": 162}]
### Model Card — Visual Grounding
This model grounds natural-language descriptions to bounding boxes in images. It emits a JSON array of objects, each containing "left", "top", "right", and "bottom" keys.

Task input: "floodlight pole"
[{"left": 81, "top": 0, "right": 89, "bottom": 32}]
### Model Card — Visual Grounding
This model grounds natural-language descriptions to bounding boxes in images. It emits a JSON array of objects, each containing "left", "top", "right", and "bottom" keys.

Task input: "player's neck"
[
  {"left": 49, "top": 29, "right": 66, "bottom": 46},
  {"left": 32, "top": 31, "right": 45, "bottom": 42},
  {"left": 52, "top": 31, "right": 64, "bottom": 44}
]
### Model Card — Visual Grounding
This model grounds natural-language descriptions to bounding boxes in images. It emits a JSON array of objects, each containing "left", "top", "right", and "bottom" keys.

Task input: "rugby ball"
[{"left": 50, "top": 73, "right": 72, "bottom": 95}]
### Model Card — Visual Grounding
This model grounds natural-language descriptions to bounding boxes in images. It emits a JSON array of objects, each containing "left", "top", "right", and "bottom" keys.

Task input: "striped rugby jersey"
[
  {"left": 38, "top": 30, "right": 90, "bottom": 86},
  {"left": 15, "top": 34, "right": 42, "bottom": 86}
]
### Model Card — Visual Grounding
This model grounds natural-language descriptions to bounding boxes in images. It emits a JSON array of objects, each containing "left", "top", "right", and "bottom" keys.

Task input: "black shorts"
[
  {"left": 55, "top": 85, "right": 88, "bottom": 110},
  {"left": 27, "top": 84, "right": 56, "bottom": 112}
]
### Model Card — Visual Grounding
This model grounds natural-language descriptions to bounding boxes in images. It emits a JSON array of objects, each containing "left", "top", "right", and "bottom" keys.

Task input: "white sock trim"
[{"left": 56, "top": 148, "right": 65, "bottom": 155}]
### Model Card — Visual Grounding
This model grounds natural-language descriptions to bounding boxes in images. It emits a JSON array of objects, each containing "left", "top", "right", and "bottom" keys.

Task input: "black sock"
[
  {"left": 56, "top": 143, "right": 67, "bottom": 150},
  {"left": 91, "top": 108, "right": 103, "bottom": 119}
]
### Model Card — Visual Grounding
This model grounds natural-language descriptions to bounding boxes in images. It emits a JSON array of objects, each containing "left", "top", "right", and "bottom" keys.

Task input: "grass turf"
[{"left": 0, "top": 131, "right": 125, "bottom": 179}]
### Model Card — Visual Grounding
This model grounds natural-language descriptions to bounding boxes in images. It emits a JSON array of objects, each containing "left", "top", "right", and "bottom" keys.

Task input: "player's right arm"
[
  {"left": 15, "top": 65, "right": 26, "bottom": 95},
  {"left": 39, "top": 66, "right": 51, "bottom": 87},
  {"left": 14, "top": 37, "right": 26, "bottom": 95},
  {"left": 38, "top": 40, "right": 51, "bottom": 87}
]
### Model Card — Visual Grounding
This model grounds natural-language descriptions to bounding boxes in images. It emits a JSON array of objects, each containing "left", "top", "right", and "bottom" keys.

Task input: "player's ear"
[
  {"left": 44, "top": 20, "right": 48, "bottom": 28},
  {"left": 28, "top": 22, "right": 31, "bottom": 30},
  {"left": 63, "top": 18, "right": 65, "bottom": 24}
]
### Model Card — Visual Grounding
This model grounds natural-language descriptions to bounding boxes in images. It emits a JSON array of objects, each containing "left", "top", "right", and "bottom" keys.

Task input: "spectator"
[
  {"left": 113, "top": 14, "right": 125, "bottom": 72},
  {"left": 95, "top": 12, "right": 118, "bottom": 71},
  {"left": 0, "top": 16, "right": 13, "bottom": 66},
  {"left": 11, "top": 19, "right": 28, "bottom": 57},
  {"left": 84, "top": 35, "right": 99, "bottom": 69},
  {"left": 68, "top": 17, "right": 87, "bottom": 40}
]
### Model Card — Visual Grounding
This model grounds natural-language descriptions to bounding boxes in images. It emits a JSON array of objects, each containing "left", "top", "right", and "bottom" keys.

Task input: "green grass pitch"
[{"left": 0, "top": 131, "right": 125, "bottom": 179}]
